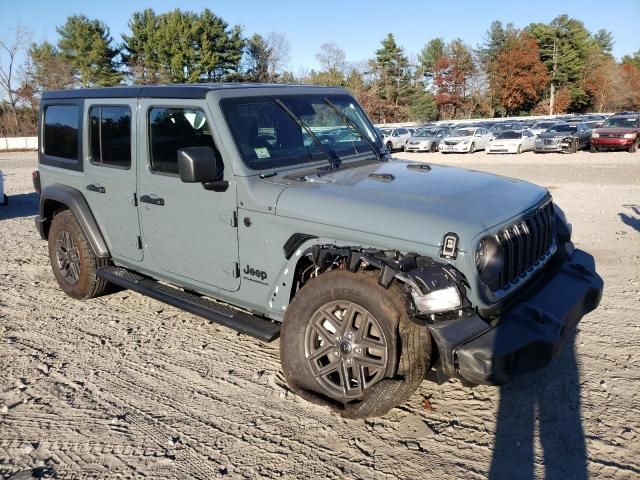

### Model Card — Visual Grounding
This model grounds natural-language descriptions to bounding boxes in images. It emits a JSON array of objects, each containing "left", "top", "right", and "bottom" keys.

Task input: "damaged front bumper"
[{"left": 427, "top": 245, "right": 603, "bottom": 385}]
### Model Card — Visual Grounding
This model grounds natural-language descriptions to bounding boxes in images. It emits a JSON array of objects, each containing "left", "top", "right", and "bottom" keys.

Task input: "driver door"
[{"left": 136, "top": 99, "right": 240, "bottom": 291}]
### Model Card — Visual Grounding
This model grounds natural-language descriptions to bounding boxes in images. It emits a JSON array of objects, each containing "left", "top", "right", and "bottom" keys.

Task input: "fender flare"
[{"left": 39, "top": 183, "right": 110, "bottom": 258}]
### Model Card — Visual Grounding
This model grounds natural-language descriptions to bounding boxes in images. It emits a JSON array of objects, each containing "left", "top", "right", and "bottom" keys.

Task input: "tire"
[
  {"left": 572, "top": 139, "right": 578, "bottom": 153},
  {"left": 430, "top": 142, "right": 437, "bottom": 153},
  {"left": 280, "top": 270, "right": 431, "bottom": 419},
  {"left": 629, "top": 141, "right": 638, "bottom": 153},
  {"left": 386, "top": 141, "right": 394, "bottom": 153},
  {"left": 517, "top": 144, "right": 522, "bottom": 155},
  {"left": 48, "top": 210, "right": 110, "bottom": 300},
  {"left": 591, "top": 145, "right": 599, "bottom": 153},
  {"left": 469, "top": 142, "right": 475, "bottom": 154}
]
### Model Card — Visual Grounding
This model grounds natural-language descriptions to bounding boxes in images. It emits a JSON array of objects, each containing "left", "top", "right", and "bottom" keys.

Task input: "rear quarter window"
[{"left": 44, "top": 105, "right": 79, "bottom": 160}]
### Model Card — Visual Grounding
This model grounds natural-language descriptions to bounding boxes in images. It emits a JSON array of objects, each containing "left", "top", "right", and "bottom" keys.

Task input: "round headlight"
[{"left": 475, "top": 237, "right": 504, "bottom": 283}]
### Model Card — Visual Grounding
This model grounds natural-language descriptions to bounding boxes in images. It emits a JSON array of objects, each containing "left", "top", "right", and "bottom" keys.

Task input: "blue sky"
[{"left": 1, "top": 0, "right": 638, "bottom": 72}]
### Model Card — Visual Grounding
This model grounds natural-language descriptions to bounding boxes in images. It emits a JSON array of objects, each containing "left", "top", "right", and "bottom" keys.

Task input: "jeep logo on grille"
[{"left": 244, "top": 265, "right": 268, "bottom": 281}]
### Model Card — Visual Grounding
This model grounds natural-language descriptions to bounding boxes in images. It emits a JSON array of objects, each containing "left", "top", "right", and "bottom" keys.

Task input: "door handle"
[
  {"left": 86, "top": 183, "right": 106, "bottom": 194},
  {"left": 140, "top": 194, "right": 165, "bottom": 206}
]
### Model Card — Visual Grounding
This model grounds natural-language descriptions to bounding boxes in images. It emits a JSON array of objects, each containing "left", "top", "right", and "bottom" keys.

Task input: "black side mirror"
[{"left": 177, "top": 146, "right": 228, "bottom": 192}]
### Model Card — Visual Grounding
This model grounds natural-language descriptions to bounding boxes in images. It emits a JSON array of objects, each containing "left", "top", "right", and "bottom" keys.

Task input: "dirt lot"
[{"left": 1, "top": 149, "right": 639, "bottom": 479}]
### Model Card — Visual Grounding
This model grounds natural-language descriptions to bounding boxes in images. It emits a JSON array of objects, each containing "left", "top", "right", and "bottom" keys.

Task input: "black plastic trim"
[
  {"left": 283, "top": 233, "right": 318, "bottom": 259},
  {"left": 39, "top": 99, "right": 84, "bottom": 172},
  {"left": 97, "top": 266, "right": 280, "bottom": 342},
  {"left": 39, "top": 184, "right": 110, "bottom": 257}
]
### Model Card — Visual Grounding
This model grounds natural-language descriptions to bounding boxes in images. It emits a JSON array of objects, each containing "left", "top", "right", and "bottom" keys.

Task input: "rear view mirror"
[{"left": 178, "top": 146, "right": 228, "bottom": 191}]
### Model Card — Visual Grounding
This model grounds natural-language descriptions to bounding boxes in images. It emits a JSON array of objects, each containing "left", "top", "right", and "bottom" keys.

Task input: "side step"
[{"left": 97, "top": 266, "right": 280, "bottom": 342}]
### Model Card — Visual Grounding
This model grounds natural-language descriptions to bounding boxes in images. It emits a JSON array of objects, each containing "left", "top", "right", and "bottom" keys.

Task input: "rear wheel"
[
  {"left": 280, "top": 270, "right": 431, "bottom": 418},
  {"left": 48, "top": 210, "right": 110, "bottom": 300}
]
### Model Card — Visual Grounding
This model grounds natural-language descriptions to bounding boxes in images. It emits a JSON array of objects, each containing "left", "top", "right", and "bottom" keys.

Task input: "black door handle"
[
  {"left": 86, "top": 183, "right": 106, "bottom": 194},
  {"left": 140, "top": 194, "right": 165, "bottom": 206}
]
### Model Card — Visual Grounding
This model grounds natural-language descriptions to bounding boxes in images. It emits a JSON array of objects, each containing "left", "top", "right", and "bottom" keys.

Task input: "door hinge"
[
  {"left": 133, "top": 193, "right": 138, "bottom": 206},
  {"left": 231, "top": 211, "right": 238, "bottom": 228},
  {"left": 137, "top": 236, "right": 143, "bottom": 249},
  {"left": 233, "top": 262, "right": 240, "bottom": 278}
]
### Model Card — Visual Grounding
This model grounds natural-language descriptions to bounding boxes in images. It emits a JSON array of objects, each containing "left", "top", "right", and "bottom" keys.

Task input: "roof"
[{"left": 41, "top": 83, "right": 342, "bottom": 100}]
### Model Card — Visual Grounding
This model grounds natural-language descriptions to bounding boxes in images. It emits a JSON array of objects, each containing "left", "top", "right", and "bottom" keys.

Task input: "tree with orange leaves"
[{"left": 487, "top": 32, "right": 549, "bottom": 116}]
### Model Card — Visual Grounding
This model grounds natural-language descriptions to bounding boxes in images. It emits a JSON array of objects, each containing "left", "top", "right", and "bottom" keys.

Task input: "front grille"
[
  {"left": 444, "top": 140, "right": 459, "bottom": 145},
  {"left": 544, "top": 139, "right": 556, "bottom": 145},
  {"left": 602, "top": 133, "right": 623, "bottom": 138},
  {"left": 495, "top": 202, "right": 555, "bottom": 290}
]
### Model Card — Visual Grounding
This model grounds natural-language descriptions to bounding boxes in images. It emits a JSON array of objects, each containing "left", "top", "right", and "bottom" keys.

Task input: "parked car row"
[{"left": 378, "top": 113, "right": 639, "bottom": 155}]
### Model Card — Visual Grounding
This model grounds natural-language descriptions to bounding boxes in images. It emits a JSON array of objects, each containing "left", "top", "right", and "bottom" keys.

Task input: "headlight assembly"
[
  {"left": 411, "top": 286, "right": 461, "bottom": 314},
  {"left": 475, "top": 237, "right": 504, "bottom": 283},
  {"left": 623, "top": 133, "right": 637, "bottom": 139},
  {"left": 591, "top": 132, "right": 600, "bottom": 138}
]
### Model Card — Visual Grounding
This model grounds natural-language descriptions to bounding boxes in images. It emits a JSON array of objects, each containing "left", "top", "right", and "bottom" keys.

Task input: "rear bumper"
[{"left": 428, "top": 246, "right": 603, "bottom": 386}]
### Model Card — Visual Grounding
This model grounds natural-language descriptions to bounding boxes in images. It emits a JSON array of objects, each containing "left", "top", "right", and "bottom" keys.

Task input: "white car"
[
  {"left": 0, "top": 170, "right": 7, "bottom": 206},
  {"left": 486, "top": 129, "right": 536, "bottom": 154},
  {"left": 439, "top": 127, "right": 493, "bottom": 153},
  {"left": 379, "top": 127, "right": 412, "bottom": 152}
]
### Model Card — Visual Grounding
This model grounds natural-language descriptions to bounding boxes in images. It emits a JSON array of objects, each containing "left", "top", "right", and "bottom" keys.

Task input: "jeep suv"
[{"left": 33, "top": 84, "right": 603, "bottom": 418}]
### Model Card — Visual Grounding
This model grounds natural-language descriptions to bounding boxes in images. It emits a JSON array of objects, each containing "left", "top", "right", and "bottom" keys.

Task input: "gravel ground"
[{"left": 0, "top": 149, "right": 639, "bottom": 479}]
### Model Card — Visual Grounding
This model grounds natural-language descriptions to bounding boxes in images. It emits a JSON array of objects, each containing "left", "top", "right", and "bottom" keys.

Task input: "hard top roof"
[{"left": 41, "top": 83, "right": 344, "bottom": 100}]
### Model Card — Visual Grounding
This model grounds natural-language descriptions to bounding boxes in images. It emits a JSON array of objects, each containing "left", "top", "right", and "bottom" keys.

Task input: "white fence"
[{"left": 0, "top": 137, "right": 38, "bottom": 151}]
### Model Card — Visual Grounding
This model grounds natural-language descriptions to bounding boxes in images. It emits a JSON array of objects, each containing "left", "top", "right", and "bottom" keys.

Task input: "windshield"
[
  {"left": 532, "top": 122, "right": 556, "bottom": 130},
  {"left": 452, "top": 128, "right": 474, "bottom": 137},
  {"left": 546, "top": 124, "right": 577, "bottom": 133},
  {"left": 379, "top": 128, "right": 392, "bottom": 136},
  {"left": 496, "top": 131, "right": 522, "bottom": 139},
  {"left": 602, "top": 117, "right": 639, "bottom": 128},
  {"left": 415, "top": 128, "right": 438, "bottom": 137},
  {"left": 221, "top": 94, "right": 382, "bottom": 170}
]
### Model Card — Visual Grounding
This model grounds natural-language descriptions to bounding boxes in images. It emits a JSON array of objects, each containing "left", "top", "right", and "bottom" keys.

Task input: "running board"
[{"left": 97, "top": 266, "right": 280, "bottom": 342}]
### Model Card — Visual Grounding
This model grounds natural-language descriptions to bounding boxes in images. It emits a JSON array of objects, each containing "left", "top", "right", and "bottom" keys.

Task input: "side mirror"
[{"left": 178, "top": 146, "right": 228, "bottom": 192}]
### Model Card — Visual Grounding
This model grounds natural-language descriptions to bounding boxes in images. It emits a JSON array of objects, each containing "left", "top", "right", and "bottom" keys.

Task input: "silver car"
[
  {"left": 379, "top": 127, "right": 412, "bottom": 152},
  {"left": 404, "top": 127, "right": 451, "bottom": 152}
]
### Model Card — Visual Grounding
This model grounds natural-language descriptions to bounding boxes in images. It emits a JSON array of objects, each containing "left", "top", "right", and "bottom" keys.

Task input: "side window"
[
  {"left": 148, "top": 107, "right": 215, "bottom": 175},
  {"left": 89, "top": 106, "right": 131, "bottom": 168},
  {"left": 44, "top": 105, "right": 79, "bottom": 160},
  {"left": 398, "top": 128, "right": 408, "bottom": 135}
]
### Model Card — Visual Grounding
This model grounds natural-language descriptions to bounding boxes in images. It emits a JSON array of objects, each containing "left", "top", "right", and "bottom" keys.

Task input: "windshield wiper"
[
  {"left": 274, "top": 98, "right": 341, "bottom": 170},
  {"left": 323, "top": 97, "right": 385, "bottom": 162}
]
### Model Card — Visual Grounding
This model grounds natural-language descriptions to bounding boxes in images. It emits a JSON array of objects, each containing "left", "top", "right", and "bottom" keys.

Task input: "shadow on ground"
[
  {"left": 619, "top": 204, "right": 640, "bottom": 232},
  {"left": 489, "top": 334, "right": 587, "bottom": 480},
  {"left": 0, "top": 193, "right": 38, "bottom": 221}
]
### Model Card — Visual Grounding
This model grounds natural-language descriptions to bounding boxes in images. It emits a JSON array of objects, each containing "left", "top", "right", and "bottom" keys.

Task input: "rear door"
[
  {"left": 83, "top": 99, "right": 142, "bottom": 261},
  {"left": 136, "top": 99, "right": 240, "bottom": 291}
]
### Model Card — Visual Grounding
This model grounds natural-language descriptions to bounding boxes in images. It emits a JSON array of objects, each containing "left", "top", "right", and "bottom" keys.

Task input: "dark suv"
[{"left": 591, "top": 115, "right": 640, "bottom": 153}]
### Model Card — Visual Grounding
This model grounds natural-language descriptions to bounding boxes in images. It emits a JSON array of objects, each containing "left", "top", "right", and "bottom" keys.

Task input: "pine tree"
[
  {"left": 57, "top": 15, "right": 121, "bottom": 87},
  {"left": 244, "top": 34, "right": 271, "bottom": 82}
]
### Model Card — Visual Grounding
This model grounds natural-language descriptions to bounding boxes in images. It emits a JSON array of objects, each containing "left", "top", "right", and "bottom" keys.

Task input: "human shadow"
[
  {"left": 0, "top": 192, "right": 39, "bottom": 221},
  {"left": 489, "top": 333, "right": 586, "bottom": 480},
  {"left": 619, "top": 204, "right": 640, "bottom": 232}
]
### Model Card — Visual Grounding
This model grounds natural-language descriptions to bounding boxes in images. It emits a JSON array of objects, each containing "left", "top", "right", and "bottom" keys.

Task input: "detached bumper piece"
[
  {"left": 429, "top": 249, "right": 603, "bottom": 386},
  {"left": 97, "top": 266, "right": 281, "bottom": 342}
]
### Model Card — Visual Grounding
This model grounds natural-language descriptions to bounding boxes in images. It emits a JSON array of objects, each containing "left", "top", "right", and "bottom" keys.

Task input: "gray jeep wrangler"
[{"left": 33, "top": 84, "right": 603, "bottom": 418}]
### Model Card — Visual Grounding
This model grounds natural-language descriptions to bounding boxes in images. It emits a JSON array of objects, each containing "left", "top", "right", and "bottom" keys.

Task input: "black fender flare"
[{"left": 38, "top": 183, "right": 110, "bottom": 258}]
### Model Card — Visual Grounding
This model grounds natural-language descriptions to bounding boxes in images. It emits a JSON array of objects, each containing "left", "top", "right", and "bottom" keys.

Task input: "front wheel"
[
  {"left": 280, "top": 270, "right": 431, "bottom": 418},
  {"left": 386, "top": 141, "right": 394, "bottom": 153},
  {"left": 591, "top": 145, "right": 599, "bottom": 153},
  {"left": 517, "top": 144, "right": 522, "bottom": 154},
  {"left": 430, "top": 142, "right": 438, "bottom": 153},
  {"left": 629, "top": 141, "right": 638, "bottom": 153},
  {"left": 469, "top": 142, "right": 476, "bottom": 154}
]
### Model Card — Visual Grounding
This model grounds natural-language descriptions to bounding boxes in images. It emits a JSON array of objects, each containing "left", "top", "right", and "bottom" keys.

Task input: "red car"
[{"left": 591, "top": 114, "right": 640, "bottom": 153}]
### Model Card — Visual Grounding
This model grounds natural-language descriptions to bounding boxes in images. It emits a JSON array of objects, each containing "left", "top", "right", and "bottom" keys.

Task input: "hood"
[
  {"left": 595, "top": 127, "right": 638, "bottom": 134},
  {"left": 490, "top": 138, "right": 520, "bottom": 146},
  {"left": 409, "top": 136, "right": 436, "bottom": 142},
  {"left": 444, "top": 135, "right": 472, "bottom": 142},
  {"left": 538, "top": 131, "right": 576, "bottom": 139},
  {"left": 275, "top": 160, "right": 548, "bottom": 251}
]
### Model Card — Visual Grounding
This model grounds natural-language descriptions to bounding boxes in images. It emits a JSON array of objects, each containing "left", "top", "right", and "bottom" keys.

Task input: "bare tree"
[
  {"left": 315, "top": 42, "right": 346, "bottom": 73},
  {"left": 265, "top": 32, "right": 291, "bottom": 81},
  {"left": 0, "top": 26, "right": 31, "bottom": 133}
]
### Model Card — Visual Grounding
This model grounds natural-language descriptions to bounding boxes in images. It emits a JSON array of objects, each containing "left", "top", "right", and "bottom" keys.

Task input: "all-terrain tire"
[
  {"left": 280, "top": 270, "right": 431, "bottom": 419},
  {"left": 48, "top": 210, "right": 110, "bottom": 300}
]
